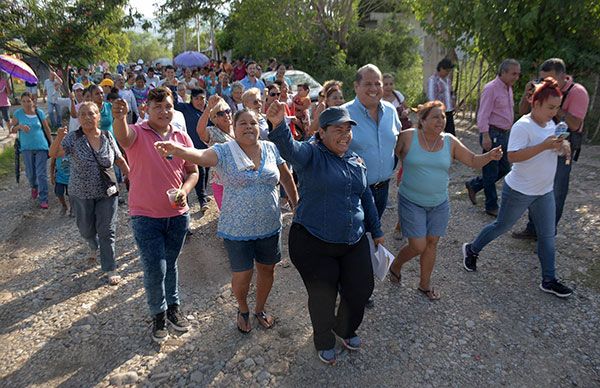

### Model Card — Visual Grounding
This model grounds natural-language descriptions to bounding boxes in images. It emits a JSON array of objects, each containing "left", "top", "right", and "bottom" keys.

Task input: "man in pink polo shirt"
[
  {"left": 513, "top": 58, "right": 590, "bottom": 240},
  {"left": 465, "top": 59, "right": 521, "bottom": 217},
  {"left": 112, "top": 87, "right": 199, "bottom": 343}
]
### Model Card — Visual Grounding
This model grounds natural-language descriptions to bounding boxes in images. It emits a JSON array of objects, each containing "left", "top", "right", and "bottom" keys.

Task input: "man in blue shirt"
[
  {"left": 174, "top": 88, "right": 210, "bottom": 211},
  {"left": 345, "top": 64, "right": 401, "bottom": 219},
  {"left": 240, "top": 61, "right": 265, "bottom": 94}
]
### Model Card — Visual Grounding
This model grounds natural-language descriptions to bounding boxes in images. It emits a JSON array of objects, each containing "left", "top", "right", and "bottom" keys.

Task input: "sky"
[{"left": 129, "top": 0, "right": 161, "bottom": 20}]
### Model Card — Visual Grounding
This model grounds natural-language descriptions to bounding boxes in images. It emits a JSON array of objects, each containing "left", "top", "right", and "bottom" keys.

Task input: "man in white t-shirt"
[
  {"left": 43, "top": 72, "right": 63, "bottom": 128},
  {"left": 115, "top": 75, "right": 139, "bottom": 123}
]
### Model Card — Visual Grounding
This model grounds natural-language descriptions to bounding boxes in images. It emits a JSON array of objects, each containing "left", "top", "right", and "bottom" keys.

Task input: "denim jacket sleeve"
[
  {"left": 361, "top": 186, "right": 384, "bottom": 239},
  {"left": 267, "top": 120, "right": 313, "bottom": 168}
]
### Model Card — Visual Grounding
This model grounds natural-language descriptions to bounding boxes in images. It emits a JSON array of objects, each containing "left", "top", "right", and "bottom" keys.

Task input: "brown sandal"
[
  {"left": 254, "top": 311, "right": 275, "bottom": 329},
  {"left": 418, "top": 287, "right": 441, "bottom": 301}
]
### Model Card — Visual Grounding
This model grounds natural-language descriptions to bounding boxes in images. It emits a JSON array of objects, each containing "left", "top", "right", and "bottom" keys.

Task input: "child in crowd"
[
  {"left": 293, "top": 83, "right": 311, "bottom": 137},
  {"left": 204, "top": 70, "right": 218, "bottom": 96},
  {"left": 50, "top": 154, "right": 72, "bottom": 216}
]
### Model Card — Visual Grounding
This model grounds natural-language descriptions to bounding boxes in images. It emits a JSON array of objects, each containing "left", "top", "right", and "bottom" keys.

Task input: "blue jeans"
[
  {"left": 71, "top": 195, "right": 119, "bottom": 272},
  {"left": 525, "top": 156, "right": 571, "bottom": 233},
  {"left": 131, "top": 213, "right": 189, "bottom": 315},
  {"left": 471, "top": 183, "right": 556, "bottom": 281},
  {"left": 467, "top": 127, "right": 511, "bottom": 211},
  {"left": 22, "top": 150, "right": 49, "bottom": 203},
  {"left": 47, "top": 101, "right": 62, "bottom": 129},
  {"left": 369, "top": 180, "right": 390, "bottom": 220}
]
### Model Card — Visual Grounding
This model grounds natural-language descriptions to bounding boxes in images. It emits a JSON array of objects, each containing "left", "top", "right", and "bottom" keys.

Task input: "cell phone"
[{"left": 557, "top": 132, "right": 570, "bottom": 139}]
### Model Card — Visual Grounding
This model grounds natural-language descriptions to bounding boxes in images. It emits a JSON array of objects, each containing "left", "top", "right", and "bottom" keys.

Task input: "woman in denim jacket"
[{"left": 266, "top": 102, "right": 383, "bottom": 365}]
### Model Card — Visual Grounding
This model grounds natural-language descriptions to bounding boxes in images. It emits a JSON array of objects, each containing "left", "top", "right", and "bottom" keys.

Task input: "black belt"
[
  {"left": 370, "top": 179, "right": 390, "bottom": 189},
  {"left": 489, "top": 125, "right": 510, "bottom": 132}
]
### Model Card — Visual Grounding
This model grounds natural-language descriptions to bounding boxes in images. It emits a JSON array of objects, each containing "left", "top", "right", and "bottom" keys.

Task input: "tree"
[
  {"left": 127, "top": 31, "right": 171, "bottom": 64},
  {"left": 347, "top": 15, "right": 419, "bottom": 70},
  {"left": 411, "top": 0, "right": 600, "bottom": 75},
  {"left": 0, "top": 0, "right": 136, "bottom": 71},
  {"left": 221, "top": 0, "right": 318, "bottom": 62}
]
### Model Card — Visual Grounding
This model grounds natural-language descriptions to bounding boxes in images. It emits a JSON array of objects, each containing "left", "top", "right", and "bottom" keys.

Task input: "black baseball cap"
[{"left": 319, "top": 106, "right": 357, "bottom": 128}]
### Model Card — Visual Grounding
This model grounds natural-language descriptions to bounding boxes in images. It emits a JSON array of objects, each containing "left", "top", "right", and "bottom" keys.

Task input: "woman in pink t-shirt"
[
  {"left": 0, "top": 72, "right": 12, "bottom": 129},
  {"left": 112, "top": 87, "right": 199, "bottom": 343}
]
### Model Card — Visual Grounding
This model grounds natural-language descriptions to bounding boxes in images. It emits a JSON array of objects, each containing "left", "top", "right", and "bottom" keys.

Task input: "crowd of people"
[{"left": 3, "top": 54, "right": 589, "bottom": 364}]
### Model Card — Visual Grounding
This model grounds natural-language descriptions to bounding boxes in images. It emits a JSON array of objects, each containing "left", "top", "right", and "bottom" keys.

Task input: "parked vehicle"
[{"left": 261, "top": 70, "right": 322, "bottom": 102}]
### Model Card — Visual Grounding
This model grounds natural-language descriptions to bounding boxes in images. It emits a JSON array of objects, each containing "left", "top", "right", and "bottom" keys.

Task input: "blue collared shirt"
[
  {"left": 240, "top": 76, "right": 266, "bottom": 93},
  {"left": 344, "top": 98, "right": 401, "bottom": 185},
  {"left": 268, "top": 121, "right": 383, "bottom": 244}
]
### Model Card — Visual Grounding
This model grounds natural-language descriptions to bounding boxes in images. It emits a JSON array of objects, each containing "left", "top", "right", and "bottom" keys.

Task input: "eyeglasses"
[
  {"left": 269, "top": 92, "right": 281, "bottom": 97},
  {"left": 216, "top": 109, "right": 232, "bottom": 117}
]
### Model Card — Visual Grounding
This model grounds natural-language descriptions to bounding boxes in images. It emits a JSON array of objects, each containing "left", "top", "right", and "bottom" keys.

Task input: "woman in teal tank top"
[{"left": 388, "top": 101, "right": 503, "bottom": 300}]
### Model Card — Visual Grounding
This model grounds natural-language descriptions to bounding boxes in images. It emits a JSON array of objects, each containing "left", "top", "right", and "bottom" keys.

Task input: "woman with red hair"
[{"left": 462, "top": 77, "right": 573, "bottom": 298}]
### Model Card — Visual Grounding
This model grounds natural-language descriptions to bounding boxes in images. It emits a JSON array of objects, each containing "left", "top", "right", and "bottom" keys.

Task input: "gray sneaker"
[
  {"left": 152, "top": 312, "right": 169, "bottom": 343},
  {"left": 167, "top": 304, "right": 191, "bottom": 332}
]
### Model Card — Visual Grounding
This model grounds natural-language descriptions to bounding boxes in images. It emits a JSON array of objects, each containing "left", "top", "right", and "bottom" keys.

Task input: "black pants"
[
  {"left": 444, "top": 111, "right": 455, "bottom": 136},
  {"left": 193, "top": 166, "right": 210, "bottom": 206},
  {"left": 288, "top": 223, "right": 374, "bottom": 350}
]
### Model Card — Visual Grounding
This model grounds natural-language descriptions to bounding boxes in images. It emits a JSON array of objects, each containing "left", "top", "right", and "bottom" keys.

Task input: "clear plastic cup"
[{"left": 166, "top": 188, "right": 182, "bottom": 209}]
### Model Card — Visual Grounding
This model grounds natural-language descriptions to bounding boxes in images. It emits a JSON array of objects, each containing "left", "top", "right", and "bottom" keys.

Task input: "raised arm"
[
  {"left": 308, "top": 101, "right": 326, "bottom": 137},
  {"left": 49, "top": 127, "right": 67, "bottom": 158},
  {"left": 70, "top": 94, "right": 78, "bottom": 118},
  {"left": 112, "top": 99, "right": 136, "bottom": 148},
  {"left": 196, "top": 95, "right": 219, "bottom": 144},
  {"left": 266, "top": 101, "right": 313, "bottom": 168},
  {"left": 451, "top": 135, "right": 503, "bottom": 169}
]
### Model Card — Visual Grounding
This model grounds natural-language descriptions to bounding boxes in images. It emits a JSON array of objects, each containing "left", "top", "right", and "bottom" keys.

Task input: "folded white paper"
[{"left": 367, "top": 234, "right": 395, "bottom": 281}]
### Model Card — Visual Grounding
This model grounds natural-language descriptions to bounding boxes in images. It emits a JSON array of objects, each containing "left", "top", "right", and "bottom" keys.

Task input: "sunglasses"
[
  {"left": 252, "top": 99, "right": 261, "bottom": 105},
  {"left": 216, "top": 109, "right": 232, "bottom": 117},
  {"left": 269, "top": 92, "right": 281, "bottom": 97}
]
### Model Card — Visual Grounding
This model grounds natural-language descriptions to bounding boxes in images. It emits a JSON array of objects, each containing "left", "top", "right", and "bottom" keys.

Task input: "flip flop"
[
  {"left": 389, "top": 268, "right": 401, "bottom": 284},
  {"left": 418, "top": 287, "right": 441, "bottom": 301},
  {"left": 254, "top": 311, "right": 275, "bottom": 329},
  {"left": 237, "top": 310, "right": 252, "bottom": 334}
]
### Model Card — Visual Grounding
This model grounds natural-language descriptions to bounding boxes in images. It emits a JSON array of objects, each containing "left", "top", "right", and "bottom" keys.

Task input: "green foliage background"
[{"left": 219, "top": 0, "right": 422, "bottom": 105}]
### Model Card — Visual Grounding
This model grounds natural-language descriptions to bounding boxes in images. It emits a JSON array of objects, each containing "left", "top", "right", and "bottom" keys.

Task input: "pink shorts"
[{"left": 211, "top": 183, "right": 223, "bottom": 210}]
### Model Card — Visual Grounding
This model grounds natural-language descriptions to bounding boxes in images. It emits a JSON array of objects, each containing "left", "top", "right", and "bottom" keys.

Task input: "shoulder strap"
[
  {"left": 85, "top": 131, "right": 113, "bottom": 167},
  {"left": 34, "top": 109, "right": 52, "bottom": 146},
  {"left": 560, "top": 83, "right": 576, "bottom": 108}
]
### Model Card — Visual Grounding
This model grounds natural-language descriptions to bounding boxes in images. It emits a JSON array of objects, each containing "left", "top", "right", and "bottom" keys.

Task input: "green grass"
[{"left": 0, "top": 146, "right": 16, "bottom": 179}]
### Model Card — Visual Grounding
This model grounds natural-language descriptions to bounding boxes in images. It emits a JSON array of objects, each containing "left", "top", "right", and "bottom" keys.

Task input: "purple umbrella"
[
  {"left": 174, "top": 51, "right": 210, "bottom": 69},
  {"left": 0, "top": 55, "right": 38, "bottom": 83}
]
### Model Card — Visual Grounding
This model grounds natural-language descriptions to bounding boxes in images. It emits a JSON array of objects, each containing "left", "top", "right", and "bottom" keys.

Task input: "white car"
[{"left": 261, "top": 70, "right": 323, "bottom": 102}]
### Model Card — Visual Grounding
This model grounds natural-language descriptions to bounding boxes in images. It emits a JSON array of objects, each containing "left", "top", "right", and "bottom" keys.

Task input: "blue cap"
[{"left": 319, "top": 106, "right": 357, "bottom": 128}]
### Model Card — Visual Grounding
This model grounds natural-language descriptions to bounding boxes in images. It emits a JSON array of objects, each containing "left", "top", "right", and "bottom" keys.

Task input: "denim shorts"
[
  {"left": 54, "top": 182, "right": 68, "bottom": 197},
  {"left": 223, "top": 233, "right": 281, "bottom": 272},
  {"left": 398, "top": 194, "right": 450, "bottom": 238}
]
